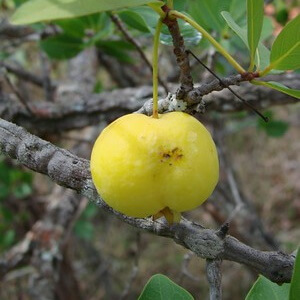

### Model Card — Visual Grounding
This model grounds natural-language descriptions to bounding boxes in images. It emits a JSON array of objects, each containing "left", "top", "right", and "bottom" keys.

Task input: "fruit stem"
[
  {"left": 152, "top": 17, "right": 163, "bottom": 119},
  {"left": 169, "top": 10, "right": 246, "bottom": 74}
]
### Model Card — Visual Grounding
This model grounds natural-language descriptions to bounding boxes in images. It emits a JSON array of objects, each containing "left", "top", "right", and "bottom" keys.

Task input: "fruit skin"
[{"left": 90, "top": 112, "right": 219, "bottom": 218}]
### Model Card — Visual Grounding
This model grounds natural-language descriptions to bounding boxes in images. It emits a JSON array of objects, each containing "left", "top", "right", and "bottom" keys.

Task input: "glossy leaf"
[
  {"left": 138, "top": 274, "right": 194, "bottom": 300},
  {"left": 290, "top": 249, "right": 300, "bottom": 300},
  {"left": 40, "top": 34, "right": 84, "bottom": 59},
  {"left": 221, "top": 11, "right": 270, "bottom": 70},
  {"left": 118, "top": 10, "right": 151, "bottom": 33},
  {"left": 252, "top": 80, "right": 300, "bottom": 99},
  {"left": 246, "top": 275, "right": 290, "bottom": 299},
  {"left": 129, "top": 6, "right": 159, "bottom": 28},
  {"left": 11, "top": 0, "right": 163, "bottom": 25},
  {"left": 96, "top": 40, "right": 135, "bottom": 63},
  {"left": 187, "top": 0, "right": 230, "bottom": 31},
  {"left": 221, "top": 11, "right": 247, "bottom": 44},
  {"left": 56, "top": 13, "right": 112, "bottom": 39},
  {"left": 270, "top": 15, "right": 300, "bottom": 70},
  {"left": 247, "top": 0, "right": 264, "bottom": 68},
  {"left": 126, "top": 7, "right": 201, "bottom": 46},
  {"left": 228, "top": 0, "right": 247, "bottom": 24}
]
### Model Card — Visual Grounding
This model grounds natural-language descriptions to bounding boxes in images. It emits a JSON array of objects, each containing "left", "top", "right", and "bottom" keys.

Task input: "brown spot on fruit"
[{"left": 159, "top": 147, "right": 183, "bottom": 162}]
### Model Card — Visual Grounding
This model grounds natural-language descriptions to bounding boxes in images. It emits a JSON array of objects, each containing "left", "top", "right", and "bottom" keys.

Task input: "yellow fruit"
[{"left": 90, "top": 112, "right": 219, "bottom": 220}]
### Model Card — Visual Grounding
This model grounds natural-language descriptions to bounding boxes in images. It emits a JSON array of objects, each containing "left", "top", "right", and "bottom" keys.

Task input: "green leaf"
[
  {"left": 14, "top": 183, "right": 32, "bottom": 198},
  {"left": 228, "top": 0, "right": 246, "bottom": 24},
  {"left": 252, "top": 80, "right": 300, "bottom": 99},
  {"left": 40, "top": 34, "right": 84, "bottom": 59},
  {"left": 0, "top": 229, "right": 16, "bottom": 248},
  {"left": 257, "top": 111, "right": 289, "bottom": 138},
  {"left": 246, "top": 275, "right": 290, "bottom": 300},
  {"left": 11, "top": 0, "right": 163, "bottom": 25},
  {"left": 74, "top": 220, "right": 94, "bottom": 240},
  {"left": 129, "top": 6, "right": 159, "bottom": 28},
  {"left": 82, "top": 204, "right": 98, "bottom": 219},
  {"left": 264, "top": 121, "right": 289, "bottom": 138},
  {"left": 55, "top": 13, "right": 112, "bottom": 44},
  {"left": 247, "top": 0, "right": 264, "bottom": 69},
  {"left": 221, "top": 11, "right": 247, "bottom": 44},
  {"left": 269, "top": 15, "right": 300, "bottom": 70},
  {"left": 13, "top": 0, "right": 29, "bottom": 7},
  {"left": 290, "top": 249, "right": 300, "bottom": 300},
  {"left": 138, "top": 274, "right": 194, "bottom": 300},
  {"left": 118, "top": 10, "right": 151, "bottom": 33},
  {"left": 221, "top": 11, "right": 270, "bottom": 70},
  {"left": 187, "top": 0, "right": 230, "bottom": 32},
  {"left": 96, "top": 40, "right": 135, "bottom": 63}
]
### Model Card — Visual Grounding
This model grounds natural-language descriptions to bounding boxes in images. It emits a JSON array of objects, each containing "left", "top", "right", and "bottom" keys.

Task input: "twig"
[
  {"left": 162, "top": 6, "right": 193, "bottom": 99},
  {"left": 179, "top": 252, "right": 201, "bottom": 284},
  {"left": 110, "top": 13, "right": 169, "bottom": 94},
  {"left": 187, "top": 50, "right": 268, "bottom": 122},
  {"left": 39, "top": 52, "right": 54, "bottom": 102},
  {"left": 206, "top": 259, "right": 222, "bottom": 300},
  {"left": 2, "top": 72, "right": 33, "bottom": 115},
  {"left": 119, "top": 232, "right": 141, "bottom": 300}
]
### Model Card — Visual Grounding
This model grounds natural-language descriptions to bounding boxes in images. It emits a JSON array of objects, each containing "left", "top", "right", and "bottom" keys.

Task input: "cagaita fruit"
[{"left": 90, "top": 111, "right": 219, "bottom": 223}]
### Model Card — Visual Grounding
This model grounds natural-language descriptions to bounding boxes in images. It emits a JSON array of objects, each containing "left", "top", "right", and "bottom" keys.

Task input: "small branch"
[
  {"left": 0, "top": 232, "right": 34, "bottom": 279},
  {"left": 179, "top": 252, "right": 201, "bottom": 284},
  {"left": 110, "top": 13, "right": 168, "bottom": 94},
  {"left": 119, "top": 232, "right": 141, "bottom": 300},
  {"left": 206, "top": 259, "right": 222, "bottom": 300},
  {"left": 39, "top": 52, "right": 55, "bottom": 102},
  {"left": 2, "top": 72, "right": 33, "bottom": 115},
  {"left": 187, "top": 50, "right": 268, "bottom": 122},
  {"left": 162, "top": 6, "right": 193, "bottom": 99},
  {"left": 0, "top": 61, "right": 56, "bottom": 89}
]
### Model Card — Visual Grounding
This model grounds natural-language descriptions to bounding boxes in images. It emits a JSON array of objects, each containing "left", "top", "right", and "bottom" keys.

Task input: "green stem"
[
  {"left": 152, "top": 18, "right": 163, "bottom": 119},
  {"left": 169, "top": 10, "right": 246, "bottom": 74},
  {"left": 248, "top": 54, "right": 255, "bottom": 72},
  {"left": 259, "top": 64, "right": 274, "bottom": 77}
]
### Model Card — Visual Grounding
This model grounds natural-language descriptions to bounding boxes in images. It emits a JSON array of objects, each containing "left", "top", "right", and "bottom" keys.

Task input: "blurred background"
[{"left": 0, "top": 0, "right": 299, "bottom": 299}]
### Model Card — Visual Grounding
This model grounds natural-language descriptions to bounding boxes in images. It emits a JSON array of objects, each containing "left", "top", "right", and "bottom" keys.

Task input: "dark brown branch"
[
  {"left": 0, "top": 118, "right": 295, "bottom": 284},
  {"left": 162, "top": 7, "right": 193, "bottom": 99},
  {"left": 110, "top": 13, "right": 169, "bottom": 94}
]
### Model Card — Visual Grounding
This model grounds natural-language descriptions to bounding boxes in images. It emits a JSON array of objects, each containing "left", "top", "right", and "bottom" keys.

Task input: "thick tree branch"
[
  {"left": 0, "top": 118, "right": 295, "bottom": 284},
  {"left": 1, "top": 73, "right": 299, "bottom": 134}
]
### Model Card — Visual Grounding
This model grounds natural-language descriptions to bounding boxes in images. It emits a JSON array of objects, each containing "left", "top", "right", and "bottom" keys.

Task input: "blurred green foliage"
[
  {"left": 257, "top": 111, "right": 289, "bottom": 138},
  {"left": 0, "top": 157, "right": 33, "bottom": 250},
  {"left": 74, "top": 204, "right": 98, "bottom": 241}
]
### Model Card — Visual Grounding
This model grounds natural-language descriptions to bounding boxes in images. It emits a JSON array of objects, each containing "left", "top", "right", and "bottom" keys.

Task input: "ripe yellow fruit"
[{"left": 90, "top": 112, "right": 219, "bottom": 221}]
